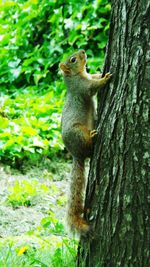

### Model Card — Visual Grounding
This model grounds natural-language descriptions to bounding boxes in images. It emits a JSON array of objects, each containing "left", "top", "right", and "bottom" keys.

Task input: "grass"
[
  {"left": 0, "top": 160, "right": 78, "bottom": 267},
  {"left": 0, "top": 235, "right": 77, "bottom": 267},
  {"left": 7, "top": 180, "right": 49, "bottom": 208}
]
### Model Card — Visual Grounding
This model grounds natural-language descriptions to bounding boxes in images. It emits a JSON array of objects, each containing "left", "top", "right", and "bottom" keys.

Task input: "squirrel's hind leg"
[{"left": 72, "top": 123, "right": 93, "bottom": 159}]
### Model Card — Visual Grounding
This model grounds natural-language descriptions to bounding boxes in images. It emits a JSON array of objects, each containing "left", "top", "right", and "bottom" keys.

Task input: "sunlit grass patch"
[
  {"left": 0, "top": 234, "right": 78, "bottom": 267},
  {"left": 7, "top": 179, "right": 49, "bottom": 208}
]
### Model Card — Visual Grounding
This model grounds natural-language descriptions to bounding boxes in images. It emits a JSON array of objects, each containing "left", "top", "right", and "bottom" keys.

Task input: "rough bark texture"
[{"left": 78, "top": 1, "right": 150, "bottom": 266}]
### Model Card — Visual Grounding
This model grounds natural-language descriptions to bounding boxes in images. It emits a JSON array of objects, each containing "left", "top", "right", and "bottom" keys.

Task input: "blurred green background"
[{"left": 0, "top": 0, "right": 110, "bottom": 167}]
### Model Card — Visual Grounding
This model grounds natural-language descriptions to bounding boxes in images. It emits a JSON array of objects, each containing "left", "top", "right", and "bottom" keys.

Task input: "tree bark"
[{"left": 78, "top": 1, "right": 150, "bottom": 266}]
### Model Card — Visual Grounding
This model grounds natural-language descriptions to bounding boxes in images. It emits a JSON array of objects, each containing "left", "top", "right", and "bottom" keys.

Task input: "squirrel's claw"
[
  {"left": 90, "top": 129, "right": 97, "bottom": 138},
  {"left": 104, "top": 72, "right": 112, "bottom": 80}
]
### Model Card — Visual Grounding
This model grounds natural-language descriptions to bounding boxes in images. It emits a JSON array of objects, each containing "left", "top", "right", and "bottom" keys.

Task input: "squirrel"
[{"left": 59, "top": 50, "right": 112, "bottom": 233}]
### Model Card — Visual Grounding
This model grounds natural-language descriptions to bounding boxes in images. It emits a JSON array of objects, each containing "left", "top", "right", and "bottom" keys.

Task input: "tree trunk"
[{"left": 78, "top": 1, "right": 150, "bottom": 266}]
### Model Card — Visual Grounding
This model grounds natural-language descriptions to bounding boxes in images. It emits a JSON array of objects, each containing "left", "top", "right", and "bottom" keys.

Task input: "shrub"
[{"left": 0, "top": 0, "right": 110, "bottom": 165}]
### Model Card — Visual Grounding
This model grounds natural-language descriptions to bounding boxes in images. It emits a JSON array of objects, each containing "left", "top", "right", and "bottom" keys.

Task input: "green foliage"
[
  {"left": 0, "top": 0, "right": 110, "bottom": 165},
  {"left": 39, "top": 212, "right": 65, "bottom": 236},
  {"left": 0, "top": 0, "right": 110, "bottom": 88},
  {"left": 7, "top": 179, "right": 49, "bottom": 208},
  {"left": 0, "top": 83, "right": 64, "bottom": 166},
  {"left": 0, "top": 209, "right": 77, "bottom": 267},
  {"left": 0, "top": 237, "right": 77, "bottom": 267},
  {"left": 0, "top": 161, "right": 76, "bottom": 266}
]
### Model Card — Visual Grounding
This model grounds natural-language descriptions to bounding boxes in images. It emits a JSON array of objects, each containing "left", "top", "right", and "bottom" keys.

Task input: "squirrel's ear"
[{"left": 59, "top": 63, "right": 71, "bottom": 75}]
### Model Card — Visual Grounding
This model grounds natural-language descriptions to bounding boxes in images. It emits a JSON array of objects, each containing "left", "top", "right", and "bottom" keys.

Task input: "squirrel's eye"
[{"left": 70, "top": 57, "right": 76, "bottom": 63}]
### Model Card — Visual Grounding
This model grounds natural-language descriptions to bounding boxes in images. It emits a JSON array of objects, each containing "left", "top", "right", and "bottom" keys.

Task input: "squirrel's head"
[{"left": 59, "top": 50, "right": 87, "bottom": 76}]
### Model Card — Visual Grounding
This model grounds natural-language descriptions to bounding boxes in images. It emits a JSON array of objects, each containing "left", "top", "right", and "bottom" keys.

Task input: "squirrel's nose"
[{"left": 79, "top": 50, "right": 86, "bottom": 59}]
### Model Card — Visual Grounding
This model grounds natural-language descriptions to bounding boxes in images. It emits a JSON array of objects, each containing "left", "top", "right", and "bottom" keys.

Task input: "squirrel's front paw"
[{"left": 104, "top": 72, "right": 112, "bottom": 81}]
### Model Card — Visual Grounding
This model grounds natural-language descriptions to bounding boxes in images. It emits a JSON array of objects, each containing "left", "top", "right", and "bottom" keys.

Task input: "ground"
[
  {"left": 0, "top": 159, "right": 71, "bottom": 237},
  {"left": 0, "top": 159, "right": 87, "bottom": 266}
]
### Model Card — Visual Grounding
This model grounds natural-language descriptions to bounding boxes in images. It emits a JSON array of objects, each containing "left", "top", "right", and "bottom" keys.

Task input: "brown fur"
[
  {"left": 60, "top": 50, "right": 112, "bottom": 233},
  {"left": 67, "top": 158, "right": 89, "bottom": 232}
]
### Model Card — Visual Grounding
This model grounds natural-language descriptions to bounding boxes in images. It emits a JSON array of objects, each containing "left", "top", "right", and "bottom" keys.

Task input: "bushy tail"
[{"left": 67, "top": 158, "right": 89, "bottom": 233}]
